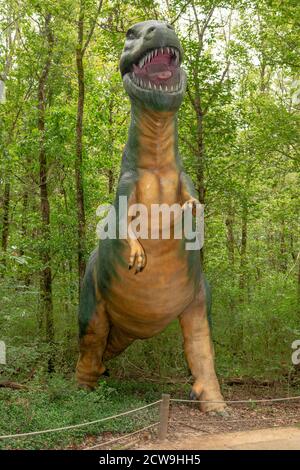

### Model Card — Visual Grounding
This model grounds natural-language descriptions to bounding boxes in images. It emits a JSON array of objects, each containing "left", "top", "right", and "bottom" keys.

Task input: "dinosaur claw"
[{"left": 189, "top": 389, "right": 199, "bottom": 401}]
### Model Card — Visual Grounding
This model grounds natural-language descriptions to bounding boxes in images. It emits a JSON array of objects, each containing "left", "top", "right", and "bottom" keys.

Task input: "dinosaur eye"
[{"left": 126, "top": 29, "right": 136, "bottom": 40}]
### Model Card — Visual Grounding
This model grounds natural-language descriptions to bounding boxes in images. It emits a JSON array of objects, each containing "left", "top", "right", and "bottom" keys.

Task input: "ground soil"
[{"left": 80, "top": 382, "right": 300, "bottom": 450}]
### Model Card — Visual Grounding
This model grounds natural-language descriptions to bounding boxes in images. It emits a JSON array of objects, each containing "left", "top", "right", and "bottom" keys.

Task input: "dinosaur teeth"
[
  {"left": 148, "top": 81, "right": 152, "bottom": 89},
  {"left": 153, "top": 84, "right": 157, "bottom": 90}
]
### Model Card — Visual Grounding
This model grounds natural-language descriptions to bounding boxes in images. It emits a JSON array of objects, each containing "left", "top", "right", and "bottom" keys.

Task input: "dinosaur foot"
[{"left": 189, "top": 388, "right": 228, "bottom": 414}]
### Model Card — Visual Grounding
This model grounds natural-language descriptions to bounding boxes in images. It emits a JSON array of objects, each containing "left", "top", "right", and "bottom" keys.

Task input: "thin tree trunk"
[
  {"left": 75, "top": 0, "right": 103, "bottom": 296},
  {"left": 38, "top": 14, "right": 54, "bottom": 373},
  {"left": 225, "top": 198, "right": 236, "bottom": 312},
  {"left": 75, "top": 1, "right": 86, "bottom": 293},
  {"left": 225, "top": 199, "right": 235, "bottom": 267},
  {"left": 279, "top": 218, "right": 287, "bottom": 272},
  {"left": 107, "top": 97, "right": 115, "bottom": 194},
  {"left": 1, "top": 181, "right": 10, "bottom": 254},
  {"left": 188, "top": 99, "right": 205, "bottom": 265},
  {"left": 239, "top": 204, "right": 248, "bottom": 292},
  {"left": 195, "top": 112, "right": 205, "bottom": 206},
  {"left": 20, "top": 191, "right": 28, "bottom": 257}
]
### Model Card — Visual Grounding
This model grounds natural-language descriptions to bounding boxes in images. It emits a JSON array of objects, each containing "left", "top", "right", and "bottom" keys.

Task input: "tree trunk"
[
  {"left": 195, "top": 112, "right": 205, "bottom": 206},
  {"left": 75, "top": 2, "right": 86, "bottom": 295},
  {"left": 20, "top": 191, "right": 28, "bottom": 257},
  {"left": 279, "top": 218, "right": 287, "bottom": 272},
  {"left": 1, "top": 180, "right": 10, "bottom": 256},
  {"left": 225, "top": 199, "right": 235, "bottom": 267},
  {"left": 38, "top": 14, "right": 54, "bottom": 373},
  {"left": 74, "top": 0, "right": 103, "bottom": 294},
  {"left": 194, "top": 105, "right": 205, "bottom": 265},
  {"left": 107, "top": 97, "right": 115, "bottom": 194},
  {"left": 239, "top": 204, "right": 248, "bottom": 292}
]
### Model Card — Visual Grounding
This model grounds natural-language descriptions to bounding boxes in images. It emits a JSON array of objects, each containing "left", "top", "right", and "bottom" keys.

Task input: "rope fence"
[
  {"left": 0, "top": 393, "right": 300, "bottom": 446},
  {"left": 170, "top": 396, "right": 300, "bottom": 404},
  {"left": 0, "top": 400, "right": 161, "bottom": 440},
  {"left": 84, "top": 422, "right": 159, "bottom": 450}
]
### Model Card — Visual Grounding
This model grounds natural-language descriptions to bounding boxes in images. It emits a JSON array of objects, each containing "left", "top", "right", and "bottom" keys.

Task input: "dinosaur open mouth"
[{"left": 130, "top": 47, "right": 181, "bottom": 92}]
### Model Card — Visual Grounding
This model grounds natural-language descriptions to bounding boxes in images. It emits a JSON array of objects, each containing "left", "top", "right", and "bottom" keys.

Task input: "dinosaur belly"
[{"left": 105, "top": 239, "right": 195, "bottom": 339}]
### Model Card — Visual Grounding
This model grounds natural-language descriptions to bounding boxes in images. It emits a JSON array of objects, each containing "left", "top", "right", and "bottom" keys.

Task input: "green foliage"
[
  {"left": 0, "top": 0, "right": 299, "bottom": 428},
  {"left": 0, "top": 377, "right": 160, "bottom": 449}
]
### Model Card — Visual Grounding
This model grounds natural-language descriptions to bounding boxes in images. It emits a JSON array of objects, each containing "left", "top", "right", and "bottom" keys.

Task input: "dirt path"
[
  {"left": 139, "top": 426, "right": 300, "bottom": 450},
  {"left": 81, "top": 384, "right": 300, "bottom": 450},
  {"left": 137, "top": 401, "right": 300, "bottom": 450}
]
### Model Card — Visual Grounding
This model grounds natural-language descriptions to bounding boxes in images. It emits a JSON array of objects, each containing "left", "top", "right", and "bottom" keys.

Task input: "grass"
[{"left": 0, "top": 375, "right": 189, "bottom": 450}]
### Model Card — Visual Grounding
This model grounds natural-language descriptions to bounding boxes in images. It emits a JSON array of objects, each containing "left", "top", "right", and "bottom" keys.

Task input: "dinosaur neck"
[{"left": 126, "top": 102, "right": 180, "bottom": 170}]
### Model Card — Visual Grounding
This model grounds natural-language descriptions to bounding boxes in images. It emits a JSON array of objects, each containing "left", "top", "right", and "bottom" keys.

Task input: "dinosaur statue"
[{"left": 76, "top": 20, "right": 226, "bottom": 413}]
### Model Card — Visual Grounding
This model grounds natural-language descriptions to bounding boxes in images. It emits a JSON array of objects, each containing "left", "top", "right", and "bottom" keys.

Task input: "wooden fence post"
[{"left": 158, "top": 393, "right": 170, "bottom": 441}]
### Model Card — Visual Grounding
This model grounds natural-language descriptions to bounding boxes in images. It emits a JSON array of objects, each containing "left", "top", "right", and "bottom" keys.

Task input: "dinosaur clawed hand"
[
  {"left": 182, "top": 197, "right": 201, "bottom": 217},
  {"left": 128, "top": 240, "right": 146, "bottom": 274}
]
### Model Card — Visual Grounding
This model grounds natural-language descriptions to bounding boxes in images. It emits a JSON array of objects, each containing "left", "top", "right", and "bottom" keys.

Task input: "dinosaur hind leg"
[
  {"left": 103, "top": 326, "right": 134, "bottom": 361},
  {"left": 179, "top": 281, "right": 226, "bottom": 413},
  {"left": 76, "top": 251, "right": 110, "bottom": 389},
  {"left": 76, "top": 300, "right": 110, "bottom": 390}
]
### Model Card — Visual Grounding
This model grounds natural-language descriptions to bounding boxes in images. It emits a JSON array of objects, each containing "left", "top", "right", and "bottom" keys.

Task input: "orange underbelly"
[{"left": 106, "top": 239, "right": 194, "bottom": 338}]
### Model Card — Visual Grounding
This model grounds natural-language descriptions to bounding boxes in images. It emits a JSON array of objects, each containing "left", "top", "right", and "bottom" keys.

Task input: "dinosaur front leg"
[
  {"left": 76, "top": 300, "right": 110, "bottom": 390},
  {"left": 179, "top": 288, "right": 226, "bottom": 413},
  {"left": 127, "top": 188, "right": 146, "bottom": 273},
  {"left": 128, "top": 238, "right": 146, "bottom": 273}
]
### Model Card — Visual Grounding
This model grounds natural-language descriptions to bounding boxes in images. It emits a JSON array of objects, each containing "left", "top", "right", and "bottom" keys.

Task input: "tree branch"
[
  {"left": 203, "top": 62, "right": 230, "bottom": 115},
  {"left": 82, "top": 0, "right": 103, "bottom": 55}
]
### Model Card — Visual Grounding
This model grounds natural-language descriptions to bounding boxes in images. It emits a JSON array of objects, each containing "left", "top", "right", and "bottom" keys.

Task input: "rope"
[
  {"left": 84, "top": 422, "right": 159, "bottom": 450},
  {"left": 0, "top": 400, "right": 161, "bottom": 440},
  {"left": 1, "top": 394, "right": 299, "bottom": 442},
  {"left": 170, "top": 396, "right": 300, "bottom": 404}
]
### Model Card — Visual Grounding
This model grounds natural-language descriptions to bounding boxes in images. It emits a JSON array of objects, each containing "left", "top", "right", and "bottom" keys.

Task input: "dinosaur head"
[{"left": 120, "top": 20, "right": 187, "bottom": 112}]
